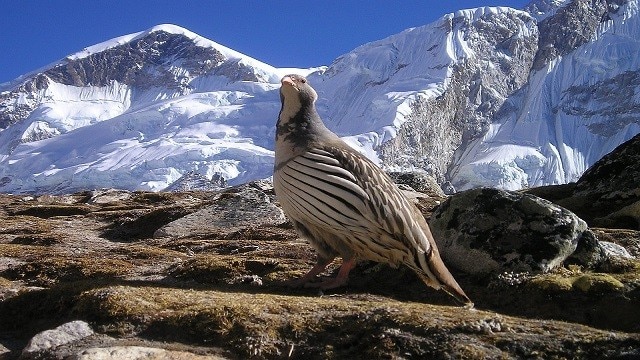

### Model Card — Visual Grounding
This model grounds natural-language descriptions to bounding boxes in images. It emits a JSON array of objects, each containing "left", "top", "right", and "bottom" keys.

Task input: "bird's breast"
[{"left": 273, "top": 149, "right": 371, "bottom": 232}]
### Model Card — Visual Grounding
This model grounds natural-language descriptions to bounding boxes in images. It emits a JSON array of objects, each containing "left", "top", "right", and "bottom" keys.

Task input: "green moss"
[
  {"left": 0, "top": 216, "right": 52, "bottom": 234},
  {"left": 111, "top": 244, "right": 186, "bottom": 260},
  {"left": 572, "top": 273, "right": 625, "bottom": 293},
  {"left": 528, "top": 275, "right": 574, "bottom": 292},
  {"left": 68, "top": 285, "right": 640, "bottom": 359},
  {"left": 528, "top": 270, "right": 628, "bottom": 294},
  {"left": 169, "top": 255, "right": 246, "bottom": 283},
  {"left": 0, "top": 276, "right": 12, "bottom": 287},
  {"left": 0, "top": 243, "right": 60, "bottom": 258}
]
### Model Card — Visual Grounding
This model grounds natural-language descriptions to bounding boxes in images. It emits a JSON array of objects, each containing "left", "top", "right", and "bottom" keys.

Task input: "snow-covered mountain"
[
  {"left": 0, "top": 24, "right": 317, "bottom": 193},
  {"left": 1, "top": 1, "right": 639, "bottom": 194}
]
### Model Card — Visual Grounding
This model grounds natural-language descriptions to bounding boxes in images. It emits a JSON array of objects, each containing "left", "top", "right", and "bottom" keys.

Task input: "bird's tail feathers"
[{"left": 416, "top": 249, "right": 473, "bottom": 307}]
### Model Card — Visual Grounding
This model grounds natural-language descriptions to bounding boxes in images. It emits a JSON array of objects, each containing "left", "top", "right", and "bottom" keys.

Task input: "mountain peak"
[{"left": 66, "top": 23, "right": 255, "bottom": 64}]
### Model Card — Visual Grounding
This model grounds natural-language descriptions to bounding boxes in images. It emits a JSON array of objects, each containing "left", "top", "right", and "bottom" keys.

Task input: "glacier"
[{"left": 1, "top": 1, "right": 639, "bottom": 194}]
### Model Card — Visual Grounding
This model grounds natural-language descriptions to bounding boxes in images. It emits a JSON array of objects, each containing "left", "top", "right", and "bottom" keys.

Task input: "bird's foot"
[
  {"left": 282, "top": 258, "right": 335, "bottom": 288},
  {"left": 304, "top": 257, "right": 355, "bottom": 289}
]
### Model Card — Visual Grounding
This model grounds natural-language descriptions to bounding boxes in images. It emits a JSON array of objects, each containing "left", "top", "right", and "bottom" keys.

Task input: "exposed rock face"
[
  {"left": 531, "top": 0, "right": 627, "bottom": 70},
  {"left": 449, "top": 0, "right": 640, "bottom": 190},
  {"left": 430, "top": 188, "right": 603, "bottom": 275},
  {"left": 46, "top": 32, "right": 225, "bottom": 89},
  {"left": 560, "top": 70, "right": 640, "bottom": 137},
  {"left": 379, "top": 9, "right": 538, "bottom": 183},
  {"left": 0, "top": 31, "right": 221, "bottom": 131},
  {"left": 0, "top": 29, "right": 276, "bottom": 132}
]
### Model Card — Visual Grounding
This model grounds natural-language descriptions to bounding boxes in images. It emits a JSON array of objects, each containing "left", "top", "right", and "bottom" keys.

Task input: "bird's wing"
[
  {"left": 318, "top": 145, "right": 434, "bottom": 253},
  {"left": 278, "top": 144, "right": 433, "bottom": 257}
]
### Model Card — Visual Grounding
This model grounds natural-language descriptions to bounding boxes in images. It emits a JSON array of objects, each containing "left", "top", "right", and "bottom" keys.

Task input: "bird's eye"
[{"left": 300, "top": 78, "right": 307, "bottom": 83}]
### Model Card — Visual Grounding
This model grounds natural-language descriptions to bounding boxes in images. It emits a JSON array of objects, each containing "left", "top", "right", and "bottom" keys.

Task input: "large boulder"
[
  {"left": 572, "top": 133, "right": 640, "bottom": 229},
  {"left": 430, "top": 188, "right": 604, "bottom": 275}
]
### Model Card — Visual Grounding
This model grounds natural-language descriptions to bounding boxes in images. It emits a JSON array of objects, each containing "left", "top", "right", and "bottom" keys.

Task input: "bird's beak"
[{"left": 281, "top": 76, "right": 298, "bottom": 90}]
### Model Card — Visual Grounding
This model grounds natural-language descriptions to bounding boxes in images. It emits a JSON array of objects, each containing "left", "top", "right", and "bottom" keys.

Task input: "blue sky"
[{"left": 1, "top": 0, "right": 529, "bottom": 84}]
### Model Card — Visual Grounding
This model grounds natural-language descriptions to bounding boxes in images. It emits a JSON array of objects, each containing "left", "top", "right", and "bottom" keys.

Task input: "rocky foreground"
[{"left": 1, "top": 136, "right": 640, "bottom": 359}]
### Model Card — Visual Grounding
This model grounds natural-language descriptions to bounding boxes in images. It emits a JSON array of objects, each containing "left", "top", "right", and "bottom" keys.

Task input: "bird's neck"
[
  {"left": 275, "top": 101, "right": 335, "bottom": 165},
  {"left": 277, "top": 97, "right": 327, "bottom": 140}
]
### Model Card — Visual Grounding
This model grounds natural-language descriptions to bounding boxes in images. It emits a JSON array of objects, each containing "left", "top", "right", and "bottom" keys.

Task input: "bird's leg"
[
  {"left": 285, "top": 256, "right": 335, "bottom": 288},
  {"left": 305, "top": 257, "right": 356, "bottom": 290}
]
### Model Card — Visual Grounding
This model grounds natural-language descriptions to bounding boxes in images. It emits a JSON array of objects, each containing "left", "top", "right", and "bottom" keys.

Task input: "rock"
[
  {"left": 22, "top": 320, "right": 94, "bottom": 358},
  {"left": 599, "top": 241, "right": 633, "bottom": 259},
  {"left": 88, "top": 188, "right": 132, "bottom": 204},
  {"left": 387, "top": 172, "right": 445, "bottom": 197},
  {"left": 164, "top": 171, "right": 228, "bottom": 192},
  {"left": 74, "top": 345, "right": 229, "bottom": 360},
  {"left": 565, "top": 229, "right": 605, "bottom": 269},
  {"left": 530, "top": 133, "right": 640, "bottom": 230},
  {"left": 591, "top": 228, "right": 640, "bottom": 258},
  {"left": 441, "top": 181, "right": 456, "bottom": 195},
  {"left": 430, "top": 188, "right": 602, "bottom": 275},
  {"left": 574, "top": 133, "right": 640, "bottom": 229},
  {"left": 0, "top": 342, "right": 9, "bottom": 357},
  {"left": 154, "top": 182, "right": 286, "bottom": 238}
]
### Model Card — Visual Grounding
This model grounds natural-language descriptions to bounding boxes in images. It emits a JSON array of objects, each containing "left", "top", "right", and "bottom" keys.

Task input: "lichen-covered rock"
[{"left": 430, "top": 188, "right": 602, "bottom": 275}]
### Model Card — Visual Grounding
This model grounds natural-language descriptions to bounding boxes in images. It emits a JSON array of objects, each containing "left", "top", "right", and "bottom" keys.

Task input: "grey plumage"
[{"left": 274, "top": 74, "right": 472, "bottom": 306}]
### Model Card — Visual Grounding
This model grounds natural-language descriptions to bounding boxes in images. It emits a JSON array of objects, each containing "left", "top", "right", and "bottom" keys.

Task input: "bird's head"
[
  {"left": 276, "top": 74, "right": 332, "bottom": 150},
  {"left": 279, "top": 74, "right": 317, "bottom": 112}
]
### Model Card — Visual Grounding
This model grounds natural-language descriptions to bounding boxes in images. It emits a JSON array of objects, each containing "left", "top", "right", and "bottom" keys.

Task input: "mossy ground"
[{"left": 0, "top": 191, "right": 639, "bottom": 359}]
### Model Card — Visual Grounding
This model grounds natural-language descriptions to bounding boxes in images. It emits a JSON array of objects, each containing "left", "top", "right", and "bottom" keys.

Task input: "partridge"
[{"left": 273, "top": 74, "right": 472, "bottom": 306}]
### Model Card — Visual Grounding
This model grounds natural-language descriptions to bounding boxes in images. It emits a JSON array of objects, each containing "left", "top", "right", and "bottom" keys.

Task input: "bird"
[{"left": 273, "top": 74, "right": 472, "bottom": 306}]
